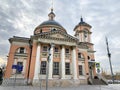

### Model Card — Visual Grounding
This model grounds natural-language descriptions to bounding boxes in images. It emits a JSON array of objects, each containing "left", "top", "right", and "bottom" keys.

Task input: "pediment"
[
  {"left": 36, "top": 31, "right": 78, "bottom": 42},
  {"left": 50, "top": 33, "right": 65, "bottom": 39},
  {"left": 46, "top": 31, "right": 77, "bottom": 41}
]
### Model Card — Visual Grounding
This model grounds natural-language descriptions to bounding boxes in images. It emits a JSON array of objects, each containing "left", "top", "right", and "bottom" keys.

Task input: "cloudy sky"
[{"left": 0, "top": 0, "right": 120, "bottom": 74}]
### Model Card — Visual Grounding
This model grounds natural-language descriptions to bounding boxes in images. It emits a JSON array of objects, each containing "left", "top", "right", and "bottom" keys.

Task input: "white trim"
[{"left": 33, "top": 43, "right": 41, "bottom": 80}]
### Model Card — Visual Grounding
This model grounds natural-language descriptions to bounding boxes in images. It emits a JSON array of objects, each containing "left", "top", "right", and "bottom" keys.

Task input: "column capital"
[{"left": 36, "top": 42, "right": 41, "bottom": 45}]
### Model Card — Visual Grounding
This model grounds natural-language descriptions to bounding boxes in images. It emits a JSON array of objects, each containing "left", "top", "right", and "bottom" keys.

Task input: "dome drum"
[{"left": 34, "top": 20, "right": 67, "bottom": 35}]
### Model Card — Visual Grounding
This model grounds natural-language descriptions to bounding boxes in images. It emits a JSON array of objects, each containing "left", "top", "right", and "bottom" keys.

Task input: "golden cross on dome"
[{"left": 51, "top": 0, "right": 54, "bottom": 10}]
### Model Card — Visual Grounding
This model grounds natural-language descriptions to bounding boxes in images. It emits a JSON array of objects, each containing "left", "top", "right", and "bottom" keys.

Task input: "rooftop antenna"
[{"left": 105, "top": 37, "right": 114, "bottom": 84}]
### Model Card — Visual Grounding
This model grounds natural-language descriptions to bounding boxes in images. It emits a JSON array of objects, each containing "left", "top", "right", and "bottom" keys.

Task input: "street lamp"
[
  {"left": 46, "top": 43, "right": 54, "bottom": 90},
  {"left": 106, "top": 37, "right": 114, "bottom": 84}
]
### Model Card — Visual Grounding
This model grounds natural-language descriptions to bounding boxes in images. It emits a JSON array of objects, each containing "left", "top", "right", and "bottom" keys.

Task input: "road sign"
[
  {"left": 12, "top": 65, "right": 17, "bottom": 69},
  {"left": 97, "top": 68, "right": 100, "bottom": 73},
  {"left": 17, "top": 65, "right": 23, "bottom": 72},
  {"left": 12, "top": 65, "right": 23, "bottom": 71},
  {"left": 96, "top": 62, "right": 100, "bottom": 68}
]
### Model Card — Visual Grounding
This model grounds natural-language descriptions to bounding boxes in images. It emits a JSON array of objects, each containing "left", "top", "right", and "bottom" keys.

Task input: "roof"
[
  {"left": 38, "top": 20, "right": 64, "bottom": 28},
  {"left": 34, "top": 9, "right": 67, "bottom": 34},
  {"left": 74, "top": 17, "right": 92, "bottom": 30}
]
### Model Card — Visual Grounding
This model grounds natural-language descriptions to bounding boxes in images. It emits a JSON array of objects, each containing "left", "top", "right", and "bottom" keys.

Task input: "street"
[{"left": 0, "top": 84, "right": 120, "bottom": 90}]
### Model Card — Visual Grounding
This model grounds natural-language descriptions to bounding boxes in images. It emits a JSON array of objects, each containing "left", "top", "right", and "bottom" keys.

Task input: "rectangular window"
[
  {"left": 19, "top": 47, "right": 24, "bottom": 53},
  {"left": 65, "top": 48, "right": 69, "bottom": 54},
  {"left": 78, "top": 53, "right": 81, "bottom": 58},
  {"left": 40, "top": 61, "right": 47, "bottom": 74},
  {"left": 54, "top": 47, "right": 59, "bottom": 52},
  {"left": 43, "top": 46, "right": 48, "bottom": 52},
  {"left": 79, "top": 65, "right": 83, "bottom": 75},
  {"left": 53, "top": 62, "right": 59, "bottom": 75},
  {"left": 65, "top": 63, "right": 70, "bottom": 75}
]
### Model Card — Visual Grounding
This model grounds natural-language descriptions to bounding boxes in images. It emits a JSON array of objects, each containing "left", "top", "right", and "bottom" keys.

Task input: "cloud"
[
  {"left": 0, "top": 0, "right": 120, "bottom": 73},
  {"left": 0, "top": 57, "right": 7, "bottom": 67}
]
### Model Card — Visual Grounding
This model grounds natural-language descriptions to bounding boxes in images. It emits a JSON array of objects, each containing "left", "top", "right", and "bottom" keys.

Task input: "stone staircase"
[
  {"left": 92, "top": 79, "right": 107, "bottom": 85},
  {"left": 2, "top": 78, "right": 27, "bottom": 86},
  {"left": 88, "top": 75, "right": 108, "bottom": 85}
]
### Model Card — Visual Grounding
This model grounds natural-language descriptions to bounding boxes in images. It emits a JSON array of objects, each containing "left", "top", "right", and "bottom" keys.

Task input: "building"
[{"left": 4, "top": 8, "right": 96, "bottom": 86}]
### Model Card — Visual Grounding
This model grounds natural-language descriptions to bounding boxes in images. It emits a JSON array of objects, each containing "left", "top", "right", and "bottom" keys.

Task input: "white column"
[
  {"left": 48, "top": 45, "right": 54, "bottom": 79},
  {"left": 61, "top": 46, "right": 65, "bottom": 79},
  {"left": 33, "top": 43, "right": 41, "bottom": 80},
  {"left": 72, "top": 47, "right": 78, "bottom": 79}
]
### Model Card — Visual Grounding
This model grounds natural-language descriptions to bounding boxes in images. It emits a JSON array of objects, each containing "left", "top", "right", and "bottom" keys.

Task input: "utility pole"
[{"left": 105, "top": 37, "right": 114, "bottom": 84}]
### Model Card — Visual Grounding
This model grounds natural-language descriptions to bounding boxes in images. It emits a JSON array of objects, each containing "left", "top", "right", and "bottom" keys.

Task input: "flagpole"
[{"left": 105, "top": 37, "right": 114, "bottom": 84}]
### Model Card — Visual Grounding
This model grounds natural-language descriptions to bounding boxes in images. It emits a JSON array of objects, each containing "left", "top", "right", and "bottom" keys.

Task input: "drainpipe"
[{"left": 27, "top": 39, "right": 32, "bottom": 85}]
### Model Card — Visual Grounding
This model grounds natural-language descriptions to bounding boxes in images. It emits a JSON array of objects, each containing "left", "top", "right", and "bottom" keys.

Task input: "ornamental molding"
[{"left": 32, "top": 30, "right": 78, "bottom": 43}]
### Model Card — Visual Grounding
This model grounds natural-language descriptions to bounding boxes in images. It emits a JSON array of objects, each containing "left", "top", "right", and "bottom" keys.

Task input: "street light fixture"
[
  {"left": 46, "top": 43, "right": 54, "bottom": 90},
  {"left": 105, "top": 37, "right": 114, "bottom": 84}
]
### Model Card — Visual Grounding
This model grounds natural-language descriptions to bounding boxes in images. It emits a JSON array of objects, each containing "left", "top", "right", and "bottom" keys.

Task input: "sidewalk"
[{"left": 0, "top": 84, "right": 120, "bottom": 90}]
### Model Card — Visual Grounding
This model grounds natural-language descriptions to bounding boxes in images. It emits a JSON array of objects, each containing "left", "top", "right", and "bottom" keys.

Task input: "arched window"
[
  {"left": 40, "top": 29, "right": 42, "bottom": 33},
  {"left": 88, "top": 56, "right": 90, "bottom": 60},
  {"left": 83, "top": 29, "right": 89, "bottom": 42},
  {"left": 16, "top": 47, "right": 26, "bottom": 54},
  {"left": 78, "top": 53, "right": 84, "bottom": 58}
]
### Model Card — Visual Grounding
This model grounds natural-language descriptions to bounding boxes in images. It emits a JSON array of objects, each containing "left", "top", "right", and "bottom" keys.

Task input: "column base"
[
  {"left": 48, "top": 78, "right": 53, "bottom": 79},
  {"left": 32, "top": 79, "right": 40, "bottom": 86},
  {"left": 25, "top": 79, "right": 32, "bottom": 85},
  {"left": 73, "top": 77, "right": 78, "bottom": 80},
  {"left": 61, "top": 78, "right": 66, "bottom": 79}
]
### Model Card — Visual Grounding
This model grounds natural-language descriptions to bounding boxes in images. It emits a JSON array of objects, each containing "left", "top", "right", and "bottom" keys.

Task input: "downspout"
[{"left": 27, "top": 39, "right": 32, "bottom": 85}]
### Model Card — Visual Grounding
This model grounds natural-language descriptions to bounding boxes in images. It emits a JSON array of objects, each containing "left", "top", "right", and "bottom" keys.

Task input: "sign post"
[
  {"left": 95, "top": 62, "right": 100, "bottom": 73},
  {"left": 12, "top": 65, "right": 23, "bottom": 87}
]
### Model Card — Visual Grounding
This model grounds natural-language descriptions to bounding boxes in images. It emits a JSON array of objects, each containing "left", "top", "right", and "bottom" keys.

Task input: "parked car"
[{"left": 0, "top": 68, "right": 3, "bottom": 85}]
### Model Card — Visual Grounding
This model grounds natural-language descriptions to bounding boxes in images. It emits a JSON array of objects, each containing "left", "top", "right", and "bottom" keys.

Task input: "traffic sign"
[
  {"left": 96, "top": 62, "right": 100, "bottom": 68},
  {"left": 97, "top": 68, "right": 100, "bottom": 73}
]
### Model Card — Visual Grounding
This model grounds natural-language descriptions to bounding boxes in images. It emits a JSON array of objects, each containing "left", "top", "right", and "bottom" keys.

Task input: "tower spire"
[
  {"left": 51, "top": 0, "right": 53, "bottom": 10},
  {"left": 48, "top": 0, "right": 55, "bottom": 20},
  {"left": 80, "top": 16, "right": 83, "bottom": 22}
]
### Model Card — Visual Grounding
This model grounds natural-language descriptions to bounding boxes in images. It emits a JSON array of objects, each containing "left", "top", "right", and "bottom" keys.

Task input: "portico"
[{"left": 33, "top": 33, "right": 78, "bottom": 82}]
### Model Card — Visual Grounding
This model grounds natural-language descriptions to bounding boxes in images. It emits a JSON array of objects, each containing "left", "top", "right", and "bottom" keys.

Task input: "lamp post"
[
  {"left": 106, "top": 37, "right": 114, "bottom": 84},
  {"left": 46, "top": 43, "right": 54, "bottom": 90}
]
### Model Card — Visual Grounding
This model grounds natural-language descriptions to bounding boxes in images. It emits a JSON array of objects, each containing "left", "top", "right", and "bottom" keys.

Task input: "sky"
[{"left": 0, "top": 0, "right": 120, "bottom": 74}]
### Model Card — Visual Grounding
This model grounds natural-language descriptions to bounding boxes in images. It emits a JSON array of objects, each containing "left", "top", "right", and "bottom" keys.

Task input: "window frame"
[
  {"left": 42, "top": 46, "right": 48, "bottom": 52},
  {"left": 16, "top": 62, "right": 23, "bottom": 74},
  {"left": 40, "top": 61, "right": 47, "bottom": 74},
  {"left": 79, "top": 65, "right": 83, "bottom": 75},
  {"left": 65, "top": 48, "right": 69, "bottom": 54},
  {"left": 54, "top": 47, "right": 59, "bottom": 52},
  {"left": 53, "top": 62, "right": 59, "bottom": 75},
  {"left": 65, "top": 63, "right": 70, "bottom": 75},
  {"left": 19, "top": 47, "right": 25, "bottom": 53}
]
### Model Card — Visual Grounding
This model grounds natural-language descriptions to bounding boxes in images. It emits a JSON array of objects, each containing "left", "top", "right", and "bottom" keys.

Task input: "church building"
[{"left": 4, "top": 8, "right": 96, "bottom": 86}]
